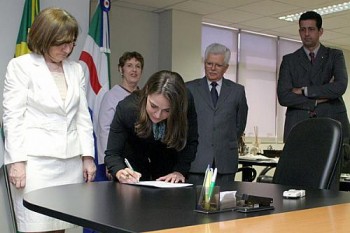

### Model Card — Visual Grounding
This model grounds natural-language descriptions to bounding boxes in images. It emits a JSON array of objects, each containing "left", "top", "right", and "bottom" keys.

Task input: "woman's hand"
[
  {"left": 157, "top": 171, "right": 185, "bottom": 183},
  {"left": 116, "top": 168, "right": 141, "bottom": 183},
  {"left": 9, "top": 162, "right": 26, "bottom": 189},
  {"left": 82, "top": 156, "right": 96, "bottom": 182}
]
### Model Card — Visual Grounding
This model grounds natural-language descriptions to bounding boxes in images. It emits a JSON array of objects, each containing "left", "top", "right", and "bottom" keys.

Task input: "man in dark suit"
[
  {"left": 186, "top": 43, "right": 248, "bottom": 186},
  {"left": 277, "top": 11, "right": 350, "bottom": 170}
]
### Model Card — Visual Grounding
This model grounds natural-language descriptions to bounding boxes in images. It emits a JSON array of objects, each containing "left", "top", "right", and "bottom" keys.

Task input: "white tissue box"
[{"left": 220, "top": 191, "right": 237, "bottom": 210}]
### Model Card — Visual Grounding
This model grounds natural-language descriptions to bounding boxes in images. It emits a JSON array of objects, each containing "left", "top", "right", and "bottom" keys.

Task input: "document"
[
  {"left": 239, "top": 154, "right": 278, "bottom": 162},
  {"left": 130, "top": 181, "right": 193, "bottom": 188}
]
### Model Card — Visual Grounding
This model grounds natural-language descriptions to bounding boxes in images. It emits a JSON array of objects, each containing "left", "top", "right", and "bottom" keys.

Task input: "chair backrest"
[{"left": 273, "top": 118, "right": 343, "bottom": 190}]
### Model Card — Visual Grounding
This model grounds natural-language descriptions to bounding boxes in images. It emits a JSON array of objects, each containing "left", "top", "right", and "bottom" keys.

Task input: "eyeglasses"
[
  {"left": 54, "top": 41, "right": 76, "bottom": 49},
  {"left": 205, "top": 62, "right": 226, "bottom": 69}
]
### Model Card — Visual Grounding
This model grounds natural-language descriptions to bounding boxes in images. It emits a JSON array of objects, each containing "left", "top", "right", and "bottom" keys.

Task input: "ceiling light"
[{"left": 278, "top": 1, "right": 350, "bottom": 22}]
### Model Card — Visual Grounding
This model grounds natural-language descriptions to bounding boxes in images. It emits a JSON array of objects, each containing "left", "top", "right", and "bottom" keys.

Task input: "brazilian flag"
[{"left": 15, "top": 0, "right": 40, "bottom": 57}]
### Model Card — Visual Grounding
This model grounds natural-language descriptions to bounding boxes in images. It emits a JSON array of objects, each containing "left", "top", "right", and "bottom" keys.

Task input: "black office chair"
[
  {"left": 237, "top": 166, "right": 257, "bottom": 182},
  {"left": 341, "top": 141, "right": 350, "bottom": 173},
  {"left": 259, "top": 118, "right": 343, "bottom": 190}
]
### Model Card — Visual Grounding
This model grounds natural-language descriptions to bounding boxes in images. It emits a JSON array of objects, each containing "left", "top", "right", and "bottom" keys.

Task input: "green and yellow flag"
[{"left": 15, "top": 0, "right": 40, "bottom": 57}]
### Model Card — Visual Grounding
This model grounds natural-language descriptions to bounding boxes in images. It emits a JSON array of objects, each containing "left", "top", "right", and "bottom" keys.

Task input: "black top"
[{"left": 104, "top": 90, "right": 198, "bottom": 180}]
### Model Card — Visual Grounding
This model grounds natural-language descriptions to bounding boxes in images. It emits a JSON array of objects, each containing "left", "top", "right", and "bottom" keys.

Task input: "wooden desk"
[
  {"left": 146, "top": 203, "right": 350, "bottom": 233},
  {"left": 23, "top": 181, "right": 350, "bottom": 233}
]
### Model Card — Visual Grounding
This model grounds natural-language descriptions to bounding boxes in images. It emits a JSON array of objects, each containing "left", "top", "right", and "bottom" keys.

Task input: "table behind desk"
[
  {"left": 24, "top": 181, "right": 350, "bottom": 233},
  {"left": 238, "top": 158, "right": 277, "bottom": 181}
]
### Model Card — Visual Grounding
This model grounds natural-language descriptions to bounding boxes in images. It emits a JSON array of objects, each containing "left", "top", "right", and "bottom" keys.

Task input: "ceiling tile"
[
  {"left": 332, "top": 27, "right": 350, "bottom": 35},
  {"left": 196, "top": 0, "right": 262, "bottom": 8},
  {"left": 321, "top": 31, "right": 350, "bottom": 40},
  {"left": 328, "top": 37, "right": 350, "bottom": 46},
  {"left": 235, "top": 0, "right": 300, "bottom": 16},
  {"left": 115, "top": 0, "right": 188, "bottom": 9},
  {"left": 204, "top": 9, "right": 262, "bottom": 24},
  {"left": 323, "top": 13, "right": 350, "bottom": 29},
  {"left": 171, "top": 1, "right": 226, "bottom": 15},
  {"left": 238, "top": 16, "right": 294, "bottom": 30},
  {"left": 275, "top": 0, "right": 347, "bottom": 8}
]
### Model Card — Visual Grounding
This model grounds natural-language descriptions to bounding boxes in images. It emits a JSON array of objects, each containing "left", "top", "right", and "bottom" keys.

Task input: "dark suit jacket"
[
  {"left": 104, "top": 90, "right": 198, "bottom": 181},
  {"left": 278, "top": 44, "right": 350, "bottom": 141},
  {"left": 186, "top": 77, "right": 248, "bottom": 174}
]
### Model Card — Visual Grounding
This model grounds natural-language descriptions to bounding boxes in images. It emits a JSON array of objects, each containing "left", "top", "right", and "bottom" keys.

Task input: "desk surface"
[
  {"left": 24, "top": 181, "right": 350, "bottom": 233},
  {"left": 146, "top": 203, "right": 350, "bottom": 233}
]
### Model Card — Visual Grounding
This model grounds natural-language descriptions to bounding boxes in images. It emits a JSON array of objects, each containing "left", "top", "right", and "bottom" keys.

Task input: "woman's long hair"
[{"left": 135, "top": 70, "right": 188, "bottom": 151}]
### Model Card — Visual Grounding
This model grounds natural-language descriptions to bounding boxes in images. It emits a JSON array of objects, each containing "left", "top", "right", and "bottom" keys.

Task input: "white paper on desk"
[
  {"left": 239, "top": 154, "right": 278, "bottom": 162},
  {"left": 130, "top": 181, "right": 193, "bottom": 188}
]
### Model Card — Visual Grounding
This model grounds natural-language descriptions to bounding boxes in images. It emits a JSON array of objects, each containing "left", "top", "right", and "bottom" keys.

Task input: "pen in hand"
[
  {"left": 124, "top": 158, "right": 134, "bottom": 171},
  {"left": 124, "top": 158, "right": 141, "bottom": 183}
]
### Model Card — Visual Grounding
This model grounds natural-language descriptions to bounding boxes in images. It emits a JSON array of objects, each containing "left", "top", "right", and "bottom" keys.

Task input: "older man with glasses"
[{"left": 186, "top": 43, "right": 248, "bottom": 187}]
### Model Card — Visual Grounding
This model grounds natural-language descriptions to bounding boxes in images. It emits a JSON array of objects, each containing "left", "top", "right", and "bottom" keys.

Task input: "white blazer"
[{"left": 3, "top": 53, "right": 94, "bottom": 164}]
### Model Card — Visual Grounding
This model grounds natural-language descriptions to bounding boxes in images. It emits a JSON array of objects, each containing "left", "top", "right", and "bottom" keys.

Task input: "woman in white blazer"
[{"left": 2, "top": 8, "right": 96, "bottom": 233}]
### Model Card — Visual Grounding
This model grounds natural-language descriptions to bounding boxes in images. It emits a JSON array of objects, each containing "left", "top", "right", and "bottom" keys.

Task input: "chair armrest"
[
  {"left": 237, "top": 167, "right": 257, "bottom": 182},
  {"left": 256, "top": 166, "right": 275, "bottom": 183},
  {"left": 257, "top": 175, "right": 273, "bottom": 183}
]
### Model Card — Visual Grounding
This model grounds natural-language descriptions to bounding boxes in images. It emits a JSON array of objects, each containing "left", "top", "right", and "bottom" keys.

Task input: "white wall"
[
  {"left": 108, "top": 3, "right": 202, "bottom": 88},
  {"left": 159, "top": 9, "right": 202, "bottom": 82},
  {"left": 0, "top": 1, "right": 23, "bottom": 122},
  {"left": 171, "top": 10, "right": 202, "bottom": 81},
  {"left": 108, "top": 4, "right": 159, "bottom": 88}
]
